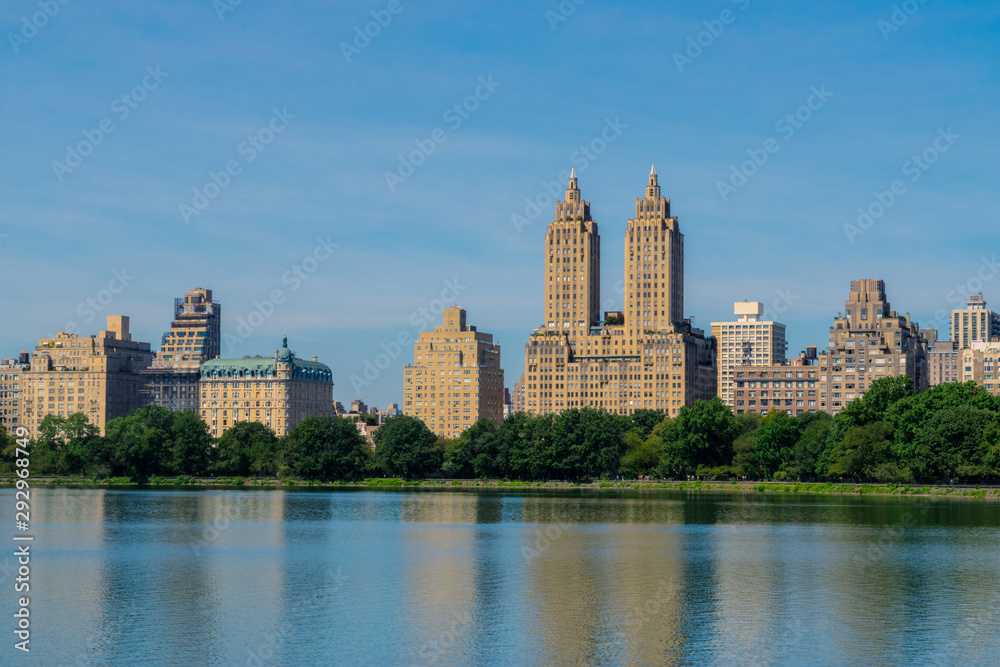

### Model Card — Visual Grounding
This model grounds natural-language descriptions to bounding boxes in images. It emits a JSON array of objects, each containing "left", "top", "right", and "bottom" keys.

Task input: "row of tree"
[
  {"left": 0, "top": 406, "right": 441, "bottom": 482},
  {"left": 3, "top": 378, "right": 1000, "bottom": 483}
]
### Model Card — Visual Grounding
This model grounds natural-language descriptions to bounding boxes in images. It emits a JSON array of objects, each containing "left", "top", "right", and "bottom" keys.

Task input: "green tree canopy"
[
  {"left": 285, "top": 416, "right": 370, "bottom": 481},
  {"left": 374, "top": 415, "right": 440, "bottom": 479}
]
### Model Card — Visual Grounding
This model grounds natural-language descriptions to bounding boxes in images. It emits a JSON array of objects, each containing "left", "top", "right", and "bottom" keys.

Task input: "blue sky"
[{"left": 1, "top": 0, "right": 998, "bottom": 407}]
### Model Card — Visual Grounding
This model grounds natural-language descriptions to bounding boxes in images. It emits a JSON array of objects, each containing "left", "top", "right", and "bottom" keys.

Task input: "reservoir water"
[{"left": 3, "top": 488, "right": 998, "bottom": 666}]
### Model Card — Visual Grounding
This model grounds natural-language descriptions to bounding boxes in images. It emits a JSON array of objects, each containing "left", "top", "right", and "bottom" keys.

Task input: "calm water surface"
[{"left": 2, "top": 488, "right": 998, "bottom": 666}]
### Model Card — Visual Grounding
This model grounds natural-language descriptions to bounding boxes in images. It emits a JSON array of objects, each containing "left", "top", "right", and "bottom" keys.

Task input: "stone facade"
[
  {"left": 524, "top": 168, "right": 716, "bottom": 418},
  {"left": 21, "top": 316, "right": 155, "bottom": 437},
  {"left": 959, "top": 342, "right": 1000, "bottom": 396},
  {"left": 950, "top": 294, "right": 1000, "bottom": 350},
  {"left": 817, "top": 279, "right": 927, "bottom": 415},
  {"left": 928, "top": 341, "right": 959, "bottom": 387},
  {"left": 731, "top": 361, "right": 821, "bottom": 416},
  {"left": 199, "top": 337, "right": 333, "bottom": 437},
  {"left": 0, "top": 353, "right": 29, "bottom": 436},
  {"left": 140, "top": 287, "right": 222, "bottom": 414},
  {"left": 711, "top": 302, "right": 788, "bottom": 409},
  {"left": 403, "top": 306, "right": 504, "bottom": 438}
]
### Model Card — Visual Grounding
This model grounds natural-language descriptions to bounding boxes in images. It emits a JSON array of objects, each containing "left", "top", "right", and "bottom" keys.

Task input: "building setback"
[
  {"left": 21, "top": 316, "right": 155, "bottom": 437},
  {"left": 524, "top": 168, "right": 716, "bottom": 418},
  {"left": 403, "top": 306, "right": 504, "bottom": 438},
  {"left": 199, "top": 337, "right": 333, "bottom": 437},
  {"left": 817, "top": 279, "right": 927, "bottom": 415},
  {"left": 140, "top": 287, "right": 222, "bottom": 413}
]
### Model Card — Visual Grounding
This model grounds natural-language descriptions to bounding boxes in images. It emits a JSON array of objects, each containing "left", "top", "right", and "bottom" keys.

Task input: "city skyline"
[{"left": 2, "top": 0, "right": 998, "bottom": 407}]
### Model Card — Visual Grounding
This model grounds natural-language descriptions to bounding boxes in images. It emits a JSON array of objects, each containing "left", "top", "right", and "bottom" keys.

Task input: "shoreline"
[{"left": 4, "top": 477, "right": 999, "bottom": 501}]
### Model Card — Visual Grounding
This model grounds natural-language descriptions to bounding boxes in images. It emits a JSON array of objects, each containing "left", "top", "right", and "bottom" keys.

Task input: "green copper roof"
[{"left": 201, "top": 339, "right": 332, "bottom": 382}]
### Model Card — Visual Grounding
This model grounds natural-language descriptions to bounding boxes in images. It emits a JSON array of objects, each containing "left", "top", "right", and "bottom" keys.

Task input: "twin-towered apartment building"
[{"left": 4, "top": 166, "right": 999, "bottom": 440}]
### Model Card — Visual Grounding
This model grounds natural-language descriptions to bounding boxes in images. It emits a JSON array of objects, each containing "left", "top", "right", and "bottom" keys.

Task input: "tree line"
[{"left": 3, "top": 378, "right": 1000, "bottom": 483}]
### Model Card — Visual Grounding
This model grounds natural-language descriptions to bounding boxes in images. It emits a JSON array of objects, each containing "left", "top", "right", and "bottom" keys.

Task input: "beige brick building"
[
  {"left": 140, "top": 287, "right": 222, "bottom": 413},
  {"left": 950, "top": 294, "right": 1000, "bottom": 350},
  {"left": 21, "top": 316, "right": 155, "bottom": 437},
  {"left": 959, "top": 342, "right": 1000, "bottom": 395},
  {"left": 199, "top": 337, "right": 333, "bottom": 437},
  {"left": 511, "top": 374, "right": 526, "bottom": 414},
  {"left": 0, "top": 353, "right": 29, "bottom": 436},
  {"left": 524, "top": 168, "right": 716, "bottom": 418},
  {"left": 817, "top": 279, "right": 927, "bottom": 415},
  {"left": 711, "top": 302, "right": 788, "bottom": 409},
  {"left": 403, "top": 306, "right": 504, "bottom": 438},
  {"left": 732, "top": 360, "right": 821, "bottom": 416},
  {"left": 928, "top": 341, "right": 959, "bottom": 387}
]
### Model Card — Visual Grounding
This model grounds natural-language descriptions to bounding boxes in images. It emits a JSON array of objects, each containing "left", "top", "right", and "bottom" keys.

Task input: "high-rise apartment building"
[
  {"left": 711, "top": 302, "right": 788, "bottom": 409},
  {"left": 817, "top": 279, "right": 927, "bottom": 415},
  {"left": 403, "top": 306, "right": 504, "bottom": 438},
  {"left": 523, "top": 168, "right": 716, "bottom": 418},
  {"left": 928, "top": 340, "right": 959, "bottom": 387},
  {"left": 0, "top": 352, "right": 29, "bottom": 436},
  {"left": 21, "top": 316, "right": 155, "bottom": 437},
  {"left": 140, "top": 288, "right": 222, "bottom": 413},
  {"left": 626, "top": 165, "right": 684, "bottom": 333},
  {"left": 950, "top": 294, "right": 1000, "bottom": 349},
  {"left": 544, "top": 169, "right": 601, "bottom": 331},
  {"left": 199, "top": 337, "right": 333, "bottom": 437}
]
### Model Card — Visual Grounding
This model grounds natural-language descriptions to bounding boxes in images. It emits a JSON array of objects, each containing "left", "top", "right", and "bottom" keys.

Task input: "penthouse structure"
[{"left": 523, "top": 167, "right": 716, "bottom": 418}]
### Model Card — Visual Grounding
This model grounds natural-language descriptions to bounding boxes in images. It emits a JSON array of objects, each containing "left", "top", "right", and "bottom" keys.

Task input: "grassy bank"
[{"left": 4, "top": 476, "right": 1000, "bottom": 500}]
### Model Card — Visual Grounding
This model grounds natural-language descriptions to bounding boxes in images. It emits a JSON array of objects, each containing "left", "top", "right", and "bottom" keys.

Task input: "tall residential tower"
[{"left": 523, "top": 168, "right": 716, "bottom": 418}]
